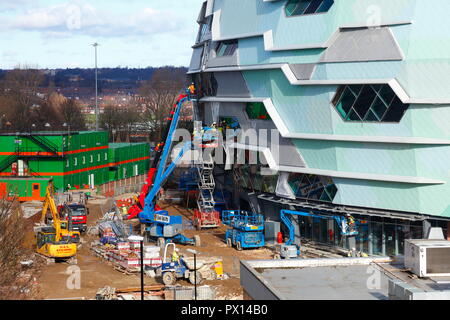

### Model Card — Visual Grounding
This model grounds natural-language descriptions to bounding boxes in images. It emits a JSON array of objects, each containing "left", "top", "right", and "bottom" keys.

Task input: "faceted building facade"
[{"left": 188, "top": 0, "right": 450, "bottom": 255}]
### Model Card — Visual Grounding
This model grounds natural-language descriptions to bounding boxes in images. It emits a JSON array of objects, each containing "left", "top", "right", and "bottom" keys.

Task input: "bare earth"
[{"left": 34, "top": 200, "right": 274, "bottom": 300}]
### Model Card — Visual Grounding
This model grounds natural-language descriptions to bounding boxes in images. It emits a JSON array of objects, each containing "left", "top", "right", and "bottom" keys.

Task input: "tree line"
[{"left": 0, "top": 66, "right": 191, "bottom": 143}]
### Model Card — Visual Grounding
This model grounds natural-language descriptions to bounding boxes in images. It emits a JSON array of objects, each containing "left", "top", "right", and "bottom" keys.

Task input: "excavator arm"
[
  {"left": 41, "top": 181, "right": 64, "bottom": 242},
  {"left": 280, "top": 210, "right": 358, "bottom": 246}
]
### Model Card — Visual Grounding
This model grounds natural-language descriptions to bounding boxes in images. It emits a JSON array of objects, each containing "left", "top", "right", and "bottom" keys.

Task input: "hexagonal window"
[
  {"left": 288, "top": 173, "right": 337, "bottom": 203},
  {"left": 285, "top": 0, "right": 334, "bottom": 17},
  {"left": 332, "top": 84, "right": 410, "bottom": 123}
]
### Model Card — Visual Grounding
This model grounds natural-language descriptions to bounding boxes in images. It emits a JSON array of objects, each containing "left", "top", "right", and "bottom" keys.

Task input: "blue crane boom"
[
  {"left": 138, "top": 94, "right": 199, "bottom": 246},
  {"left": 280, "top": 210, "right": 358, "bottom": 247}
]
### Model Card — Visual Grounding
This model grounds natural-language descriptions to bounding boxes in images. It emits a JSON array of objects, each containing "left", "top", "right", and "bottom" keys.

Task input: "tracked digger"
[{"left": 34, "top": 180, "right": 80, "bottom": 264}]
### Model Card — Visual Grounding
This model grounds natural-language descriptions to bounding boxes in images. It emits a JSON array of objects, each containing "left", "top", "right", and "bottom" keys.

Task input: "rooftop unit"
[{"left": 405, "top": 239, "right": 450, "bottom": 278}]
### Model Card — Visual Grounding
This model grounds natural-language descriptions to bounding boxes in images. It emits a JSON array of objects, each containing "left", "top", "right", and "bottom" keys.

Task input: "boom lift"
[
  {"left": 276, "top": 209, "right": 358, "bottom": 259},
  {"left": 34, "top": 181, "right": 80, "bottom": 263},
  {"left": 125, "top": 92, "right": 200, "bottom": 247}
]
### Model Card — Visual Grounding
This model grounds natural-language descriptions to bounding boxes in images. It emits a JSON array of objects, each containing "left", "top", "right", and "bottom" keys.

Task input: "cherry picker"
[{"left": 125, "top": 91, "right": 200, "bottom": 247}]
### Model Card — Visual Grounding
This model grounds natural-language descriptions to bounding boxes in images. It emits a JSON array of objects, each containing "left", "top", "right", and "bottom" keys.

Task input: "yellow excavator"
[{"left": 34, "top": 180, "right": 80, "bottom": 264}]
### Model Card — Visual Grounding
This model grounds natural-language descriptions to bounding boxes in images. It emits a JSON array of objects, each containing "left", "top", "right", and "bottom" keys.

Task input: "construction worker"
[
  {"left": 188, "top": 82, "right": 196, "bottom": 95},
  {"left": 172, "top": 248, "right": 180, "bottom": 262},
  {"left": 346, "top": 213, "right": 356, "bottom": 233}
]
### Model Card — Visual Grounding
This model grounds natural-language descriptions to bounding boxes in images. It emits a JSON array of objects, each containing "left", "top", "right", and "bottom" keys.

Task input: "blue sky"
[{"left": 0, "top": 0, "right": 203, "bottom": 69}]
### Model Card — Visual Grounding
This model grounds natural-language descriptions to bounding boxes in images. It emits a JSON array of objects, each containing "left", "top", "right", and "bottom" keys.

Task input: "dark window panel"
[
  {"left": 335, "top": 86, "right": 356, "bottom": 118},
  {"left": 378, "top": 85, "right": 396, "bottom": 106},
  {"left": 364, "top": 109, "right": 379, "bottom": 122},
  {"left": 332, "top": 85, "right": 346, "bottom": 106},
  {"left": 370, "top": 96, "right": 388, "bottom": 120},
  {"left": 346, "top": 109, "right": 362, "bottom": 121},
  {"left": 352, "top": 85, "right": 377, "bottom": 120},
  {"left": 382, "top": 97, "right": 409, "bottom": 122},
  {"left": 348, "top": 84, "right": 363, "bottom": 97},
  {"left": 316, "top": 0, "right": 334, "bottom": 13},
  {"left": 371, "top": 84, "right": 383, "bottom": 93},
  {"left": 304, "top": 0, "right": 322, "bottom": 14}
]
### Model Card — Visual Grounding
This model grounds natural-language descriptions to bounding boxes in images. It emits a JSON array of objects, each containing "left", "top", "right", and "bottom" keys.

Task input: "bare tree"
[
  {"left": 100, "top": 105, "right": 122, "bottom": 142},
  {"left": 100, "top": 105, "right": 141, "bottom": 142},
  {"left": 0, "top": 67, "right": 45, "bottom": 132},
  {"left": 0, "top": 195, "right": 38, "bottom": 299},
  {"left": 58, "top": 98, "right": 87, "bottom": 131},
  {"left": 139, "top": 67, "right": 188, "bottom": 142}
]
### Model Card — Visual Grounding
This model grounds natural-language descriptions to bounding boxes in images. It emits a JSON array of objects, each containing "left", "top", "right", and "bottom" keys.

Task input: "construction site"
[{"left": 2, "top": 0, "right": 450, "bottom": 303}]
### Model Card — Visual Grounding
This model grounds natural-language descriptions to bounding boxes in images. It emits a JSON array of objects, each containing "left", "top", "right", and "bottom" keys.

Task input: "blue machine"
[
  {"left": 138, "top": 95, "right": 200, "bottom": 247},
  {"left": 222, "top": 210, "right": 265, "bottom": 250},
  {"left": 178, "top": 167, "right": 198, "bottom": 191},
  {"left": 160, "top": 243, "right": 202, "bottom": 285},
  {"left": 278, "top": 210, "right": 359, "bottom": 259}
]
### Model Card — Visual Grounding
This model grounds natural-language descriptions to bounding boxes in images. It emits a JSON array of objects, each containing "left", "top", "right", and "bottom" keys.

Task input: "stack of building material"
[
  {"left": 96, "top": 285, "right": 165, "bottom": 300},
  {"left": 90, "top": 241, "right": 162, "bottom": 275},
  {"left": 164, "top": 285, "right": 215, "bottom": 300}
]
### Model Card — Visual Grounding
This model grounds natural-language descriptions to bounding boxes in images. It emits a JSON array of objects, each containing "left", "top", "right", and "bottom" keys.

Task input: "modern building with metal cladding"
[
  {"left": 0, "top": 131, "right": 150, "bottom": 201},
  {"left": 188, "top": 0, "right": 450, "bottom": 256}
]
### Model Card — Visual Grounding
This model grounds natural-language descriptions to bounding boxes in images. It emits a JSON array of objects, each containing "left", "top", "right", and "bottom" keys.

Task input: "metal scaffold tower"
[
  {"left": 193, "top": 150, "right": 220, "bottom": 230},
  {"left": 197, "top": 152, "right": 216, "bottom": 213}
]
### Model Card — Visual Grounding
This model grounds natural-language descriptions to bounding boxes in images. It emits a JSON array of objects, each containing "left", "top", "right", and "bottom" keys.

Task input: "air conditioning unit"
[{"left": 405, "top": 239, "right": 450, "bottom": 278}]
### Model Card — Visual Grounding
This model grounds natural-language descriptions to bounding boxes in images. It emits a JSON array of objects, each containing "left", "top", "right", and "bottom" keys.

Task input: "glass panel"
[
  {"left": 348, "top": 84, "right": 363, "bottom": 97},
  {"left": 224, "top": 43, "right": 237, "bottom": 55},
  {"left": 304, "top": 0, "right": 322, "bottom": 14},
  {"left": 378, "top": 85, "right": 396, "bottom": 106},
  {"left": 352, "top": 85, "right": 377, "bottom": 120},
  {"left": 364, "top": 109, "right": 379, "bottom": 122},
  {"left": 370, "top": 96, "right": 388, "bottom": 120},
  {"left": 335, "top": 87, "right": 356, "bottom": 118},
  {"left": 371, "top": 221, "right": 383, "bottom": 255},
  {"left": 305, "top": 175, "right": 320, "bottom": 199},
  {"left": 316, "top": 0, "right": 334, "bottom": 13},
  {"left": 346, "top": 109, "right": 362, "bottom": 121},
  {"left": 216, "top": 43, "right": 227, "bottom": 56},
  {"left": 332, "top": 85, "right": 345, "bottom": 106},
  {"left": 357, "top": 221, "right": 370, "bottom": 254},
  {"left": 290, "top": 0, "right": 311, "bottom": 16},
  {"left": 320, "top": 219, "right": 328, "bottom": 243},
  {"left": 325, "top": 184, "right": 337, "bottom": 201},
  {"left": 312, "top": 217, "right": 321, "bottom": 242},
  {"left": 384, "top": 223, "right": 397, "bottom": 256},
  {"left": 246, "top": 102, "right": 271, "bottom": 120},
  {"left": 382, "top": 97, "right": 409, "bottom": 122},
  {"left": 319, "top": 190, "right": 332, "bottom": 202},
  {"left": 370, "top": 84, "right": 383, "bottom": 93},
  {"left": 334, "top": 220, "right": 342, "bottom": 246},
  {"left": 397, "top": 224, "right": 409, "bottom": 255},
  {"left": 285, "top": 0, "right": 299, "bottom": 16}
]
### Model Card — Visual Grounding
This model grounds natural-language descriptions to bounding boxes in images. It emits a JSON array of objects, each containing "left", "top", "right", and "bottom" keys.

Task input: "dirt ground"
[{"left": 33, "top": 198, "right": 274, "bottom": 300}]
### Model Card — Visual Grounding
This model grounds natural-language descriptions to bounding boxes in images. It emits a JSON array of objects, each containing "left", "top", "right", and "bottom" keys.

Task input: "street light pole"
[
  {"left": 140, "top": 240, "right": 144, "bottom": 300},
  {"left": 92, "top": 43, "right": 99, "bottom": 131},
  {"left": 187, "top": 249, "right": 198, "bottom": 300},
  {"left": 128, "top": 235, "right": 145, "bottom": 300}
]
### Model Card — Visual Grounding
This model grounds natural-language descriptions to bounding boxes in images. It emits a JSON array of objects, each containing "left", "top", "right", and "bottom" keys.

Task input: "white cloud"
[
  {"left": 9, "top": 1, "right": 186, "bottom": 38},
  {"left": 0, "top": 0, "right": 40, "bottom": 13}
]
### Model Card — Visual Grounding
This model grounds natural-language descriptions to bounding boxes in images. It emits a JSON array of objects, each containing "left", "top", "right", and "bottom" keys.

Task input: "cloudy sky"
[{"left": 0, "top": 0, "right": 203, "bottom": 69}]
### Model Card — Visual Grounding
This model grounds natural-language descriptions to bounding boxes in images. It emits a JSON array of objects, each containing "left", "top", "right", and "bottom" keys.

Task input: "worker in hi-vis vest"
[
  {"left": 188, "top": 83, "right": 196, "bottom": 95},
  {"left": 172, "top": 248, "right": 180, "bottom": 262}
]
